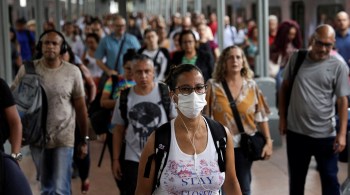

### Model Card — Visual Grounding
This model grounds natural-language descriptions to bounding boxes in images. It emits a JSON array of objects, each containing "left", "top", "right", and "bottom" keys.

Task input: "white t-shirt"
[
  {"left": 85, "top": 52, "right": 103, "bottom": 78},
  {"left": 141, "top": 49, "right": 168, "bottom": 82},
  {"left": 154, "top": 118, "right": 225, "bottom": 195},
  {"left": 111, "top": 84, "right": 177, "bottom": 162}
]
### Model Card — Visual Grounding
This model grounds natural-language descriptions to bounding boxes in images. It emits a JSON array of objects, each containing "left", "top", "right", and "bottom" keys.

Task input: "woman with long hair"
[{"left": 205, "top": 46, "right": 273, "bottom": 195}]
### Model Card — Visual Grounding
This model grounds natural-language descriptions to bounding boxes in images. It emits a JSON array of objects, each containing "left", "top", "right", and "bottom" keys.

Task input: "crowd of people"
[{"left": 0, "top": 9, "right": 349, "bottom": 195}]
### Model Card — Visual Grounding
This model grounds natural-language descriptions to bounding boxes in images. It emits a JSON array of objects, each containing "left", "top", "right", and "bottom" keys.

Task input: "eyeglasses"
[
  {"left": 175, "top": 84, "right": 207, "bottom": 95},
  {"left": 314, "top": 39, "right": 333, "bottom": 48}
]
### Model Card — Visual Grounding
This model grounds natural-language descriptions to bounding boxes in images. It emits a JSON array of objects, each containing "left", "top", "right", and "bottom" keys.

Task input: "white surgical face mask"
[{"left": 176, "top": 92, "right": 207, "bottom": 118}]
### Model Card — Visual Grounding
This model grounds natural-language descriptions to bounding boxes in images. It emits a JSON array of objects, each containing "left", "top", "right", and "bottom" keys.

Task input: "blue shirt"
[
  {"left": 335, "top": 29, "right": 350, "bottom": 68},
  {"left": 16, "top": 30, "right": 35, "bottom": 61},
  {"left": 95, "top": 33, "right": 140, "bottom": 74}
]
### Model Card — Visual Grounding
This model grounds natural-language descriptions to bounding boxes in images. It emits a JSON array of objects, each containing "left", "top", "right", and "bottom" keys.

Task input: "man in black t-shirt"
[{"left": 0, "top": 78, "right": 22, "bottom": 158}]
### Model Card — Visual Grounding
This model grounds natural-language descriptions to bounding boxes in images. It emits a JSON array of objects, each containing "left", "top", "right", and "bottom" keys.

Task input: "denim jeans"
[
  {"left": 286, "top": 130, "right": 340, "bottom": 195},
  {"left": 40, "top": 147, "right": 74, "bottom": 195},
  {"left": 234, "top": 147, "right": 253, "bottom": 195}
]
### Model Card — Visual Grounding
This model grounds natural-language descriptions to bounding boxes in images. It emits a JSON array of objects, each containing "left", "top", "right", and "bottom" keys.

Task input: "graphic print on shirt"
[
  {"left": 162, "top": 159, "right": 224, "bottom": 194},
  {"left": 128, "top": 102, "right": 162, "bottom": 149}
]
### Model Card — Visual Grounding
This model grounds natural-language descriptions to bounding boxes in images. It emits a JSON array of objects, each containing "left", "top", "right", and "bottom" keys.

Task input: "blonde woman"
[{"left": 204, "top": 46, "right": 273, "bottom": 195}]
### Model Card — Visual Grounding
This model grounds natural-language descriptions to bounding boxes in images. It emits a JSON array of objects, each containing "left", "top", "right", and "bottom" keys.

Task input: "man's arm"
[
  {"left": 4, "top": 105, "right": 22, "bottom": 154},
  {"left": 278, "top": 79, "right": 290, "bottom": 135},
  {"left": 73, "top": 97, "right": 89, "bottom": 158},
  {"left": 112, "top": 124, "right": 126, "bottom": 180},
  {"left": 96, "top": 59, "right": 117, "bottom": 76},
  {"left": 335, "top": 96, "right": 348, "bottom": 153},
  {"left": 74, "top": 97, "right": 89, "bottom": 138}
]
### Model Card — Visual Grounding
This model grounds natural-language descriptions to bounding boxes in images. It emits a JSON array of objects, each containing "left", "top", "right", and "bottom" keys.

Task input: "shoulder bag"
[{"left": 222, "top": 80, "right": 266, "bottom": 161}]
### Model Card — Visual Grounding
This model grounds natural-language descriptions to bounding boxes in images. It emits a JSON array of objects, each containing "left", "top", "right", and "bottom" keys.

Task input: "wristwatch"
[
  {"left": 81, "top": 136, "right": 90, "bottom": 144},
  {"left": 11, "top": 152, "right": 23, "bottom": 161}
]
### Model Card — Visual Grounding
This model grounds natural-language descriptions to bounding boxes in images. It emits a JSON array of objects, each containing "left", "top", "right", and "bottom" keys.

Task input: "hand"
[
  {"left": 279, "top": 118, "right": 287, "bottom": 135},
  {"left": 107, "top": 70, "right": 118, "bottom": 77},
  {"left": 79, "top": 143, "right": 88, "bottom": 159},
  {"left": 334, "top": 133, "right": 346, "bottom": 153},
  {"left": 112, "top": 159, "right": 122, "bottom": 180},
  {"left": 262, "top": 140, "right": 273, "bottom": 160}
]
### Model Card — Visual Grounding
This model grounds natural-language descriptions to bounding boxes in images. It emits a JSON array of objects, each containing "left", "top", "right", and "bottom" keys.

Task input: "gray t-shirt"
[
  {"left": 111, "top": 84, "right": 177, "bottom": 162},
  {"left": 284, "top": 52, "right": 350, "bottom": 138}
]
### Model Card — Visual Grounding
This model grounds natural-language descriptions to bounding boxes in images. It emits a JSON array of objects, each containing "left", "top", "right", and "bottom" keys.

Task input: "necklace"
[{"left": 178, "top": 115, "right": 201, "bottom": 157}]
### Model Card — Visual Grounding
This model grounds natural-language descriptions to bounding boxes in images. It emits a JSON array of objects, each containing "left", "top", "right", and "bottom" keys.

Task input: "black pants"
[
  {"left": 106, "top": 131, "right": 126, "bottom": 191},
  {"left": 120, "top": 160, "right": 139, "bottom": 195}
]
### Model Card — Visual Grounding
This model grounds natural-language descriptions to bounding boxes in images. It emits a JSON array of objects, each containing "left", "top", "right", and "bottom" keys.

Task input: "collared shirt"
[
  {"left": 335, "top": 28, "right": 350, "bottom": 68},
  {"left": 95, "top": 33, "right": 140, "bottom": 74}
]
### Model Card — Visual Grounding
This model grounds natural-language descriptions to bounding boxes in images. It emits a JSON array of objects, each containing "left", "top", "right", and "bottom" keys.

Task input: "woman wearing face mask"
[
  {"left": 135, "top": 64, "right": 242, "bottom": 195},
  {"left": 204, "top": 46, "right": 273, "bottom": 195}
]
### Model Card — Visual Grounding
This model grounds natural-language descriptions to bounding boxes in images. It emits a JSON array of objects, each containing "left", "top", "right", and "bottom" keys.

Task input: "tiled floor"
[{"left": 19, "top": 137, "right": 348, "bottom": 195}]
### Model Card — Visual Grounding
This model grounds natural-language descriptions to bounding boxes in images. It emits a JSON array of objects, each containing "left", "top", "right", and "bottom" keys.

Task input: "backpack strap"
[
  {"left": 146, "top": 115, "right": 227, "bottom": 192},
  {"left": 119, "top": 87, "right": 131, "bottom": 127},
  {"left": 110, "top": 75, "right": 119, "bottom": 99},
  {"left": 158, "top": 82, "right": 171, "bottom": 121},
  {"left": 291, "top": 49, "right": 308, "bottom": 81},
  {"left": 143, "top": 122, "right": 171, "bottom": 193},
  {"left": 119, "top": 83, "right": 171, "bottom": 127},
  {"left": 203, "top": 115, "right": 227, "bottom": 172},
  {"left": 285, "top": 49, "right": 307, "bottom": 116},
  {"left": 24, "top": 61, "right": 36, "bottom": 74}
]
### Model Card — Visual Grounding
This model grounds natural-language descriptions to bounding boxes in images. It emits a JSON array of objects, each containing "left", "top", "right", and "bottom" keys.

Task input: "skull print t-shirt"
[{"left": 111, "top": 84, "right": 176, "bottom": 162}]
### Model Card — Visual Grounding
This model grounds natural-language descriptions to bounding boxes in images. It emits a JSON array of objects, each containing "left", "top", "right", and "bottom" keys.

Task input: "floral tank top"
[{"left": 153, "top": 118, "right": 225, "bottom": 195}]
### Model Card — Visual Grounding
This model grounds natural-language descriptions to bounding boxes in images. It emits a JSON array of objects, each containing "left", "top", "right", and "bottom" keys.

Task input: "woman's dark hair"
[
  {"left": 164, "top": 64, "right": 203, "bottom": 90},
  {"left": 123, "top": 49, "right": 138, "bottom": 65},
  {"left": 271, "top": 20, "right": 302, "bottom": 57},
  {"left": 85, "top": 33, "right": 100, "bottom": 43},
  {"left": 66, "top": 45, "right": 76, "bottom": 64},
  {"left": 178, "top": 29, "right": 197, "bottom": 49}
]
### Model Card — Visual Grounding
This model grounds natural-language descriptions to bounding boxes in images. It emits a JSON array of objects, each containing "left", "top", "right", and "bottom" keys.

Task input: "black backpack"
[
  {"left": 11, "top": 61, "right": 48, "bottom": 146},
  {"left": 143, "top": 115, "right": 227, "bottom": 193},
  {"left": 119, "top": 82, "right": 171, "bottom": 126},
  {"left": 89, "top": 75, "right": 119, "bottom": 135}
]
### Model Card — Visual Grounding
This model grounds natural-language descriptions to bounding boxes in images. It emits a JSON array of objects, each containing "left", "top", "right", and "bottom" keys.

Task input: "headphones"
[{"left": 35, "top": 29, "right": 68, "bottom": 55}]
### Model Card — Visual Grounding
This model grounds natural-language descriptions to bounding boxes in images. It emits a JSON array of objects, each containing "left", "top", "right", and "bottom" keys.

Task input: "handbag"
[{"left": 221, "top": 80, "right": 266, "bottom": 161}]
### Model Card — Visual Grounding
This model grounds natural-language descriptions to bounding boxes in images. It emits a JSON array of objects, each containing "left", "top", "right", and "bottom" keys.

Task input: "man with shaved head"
[
  {"left": 335, "top": 11, "right": 350, "bottom": 69},
  {"left": 279, "top": 24, "right": 350, "bottom": 195}
]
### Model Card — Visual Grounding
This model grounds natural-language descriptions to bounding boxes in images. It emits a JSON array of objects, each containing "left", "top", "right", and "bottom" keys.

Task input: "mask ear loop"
[{"left": 171, "top": 93, "right": 178, "bottom": 108}]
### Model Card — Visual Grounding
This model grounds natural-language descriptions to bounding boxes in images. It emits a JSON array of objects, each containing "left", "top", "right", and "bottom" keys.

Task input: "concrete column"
[
  {"left": 35, "top": 0, "right": 45, "bottom": 37},
  {"left": 257, "top": 0, "right": 269, "bottom": 77},
  {"left": 0, "top": 0, "right": 11, "bottom": 82},
  {"left": 67, "top": 0, "right": 72, "bottom": 21},
  {"left": 216, "top": 0, "right": 225, "bottom": 52},
  {"left": 171, "top": 0, "right": 177, "bottom": 16},
  {"left": 55, "top": 0, "right": 62, "bottom": 31},
  {"left": 194, "top": 0, "right": 201, "bottom": 13},
  {"left": 165, "top": 0, "right": 170, "bottom": 23},
  {"left": 76, "top": 0, "right": 81, "bottom": 18},
  {"left": 181, "top": 0, "right": 187, "bottom": 16}
]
